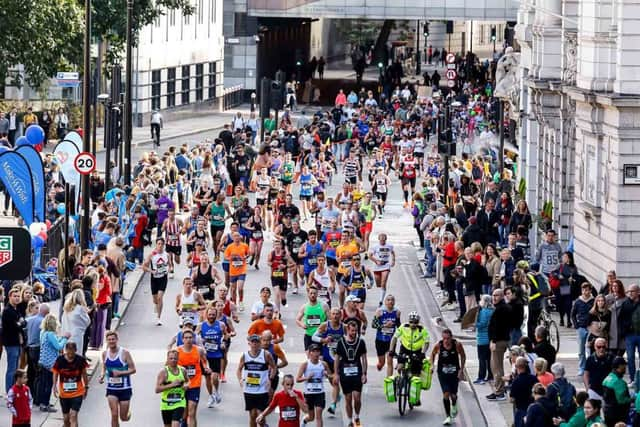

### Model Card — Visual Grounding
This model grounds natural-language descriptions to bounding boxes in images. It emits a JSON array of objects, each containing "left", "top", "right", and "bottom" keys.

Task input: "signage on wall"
[
  {"left": 623, "top": 164, "right": 640, "bottom": 185},
  {"left": 0, "top": 227, "right": 31, "bottom": 279}
]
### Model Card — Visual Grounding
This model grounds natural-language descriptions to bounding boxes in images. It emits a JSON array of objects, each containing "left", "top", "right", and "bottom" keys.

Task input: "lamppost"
[
  {"left": 80, "top": 0, "right": 92, "bottom": 249},
  {"left": 415, "top": 20, "right": 421, "bottom": 76},
  {"left": 123, "top": 0, "right": 133, "bottom": 186},
  {"left": 98, "top": 93, "right": 115, "bottom": 192}
]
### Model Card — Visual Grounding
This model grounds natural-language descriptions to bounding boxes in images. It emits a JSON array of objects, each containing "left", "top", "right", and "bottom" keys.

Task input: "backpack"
[{"left": 550, "top": 380, "right": 577, "bottom": 419}]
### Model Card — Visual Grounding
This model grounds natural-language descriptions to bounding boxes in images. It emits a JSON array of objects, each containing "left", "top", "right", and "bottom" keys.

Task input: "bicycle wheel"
[
  {"left": 397, "top": 375, "right": 409, "bottom": 416},
  {"left": 548, "top": 319, "right": 560, "bottom": 353}
]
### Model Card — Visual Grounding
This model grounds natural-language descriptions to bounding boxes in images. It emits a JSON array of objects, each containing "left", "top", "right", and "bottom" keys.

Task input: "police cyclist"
[{"left": 388, "top": 311, "right": 430, "bottom": 377}]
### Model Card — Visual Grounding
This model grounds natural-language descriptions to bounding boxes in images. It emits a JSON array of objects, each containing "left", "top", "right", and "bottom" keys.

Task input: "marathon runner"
[
  {"left": 143, "top": 238, "right": 170, "bottom": 325},
  {"left": 99, "top": 331, "right": 136, "bottom": 427},
  {"left": 223, "top": 231, "right": 251, "bottom": 311},
  {"left": 312, "top": 307, "right": 344, "bottom": 415},
  {"left": 196, "top": 306, "right": 228, "bottom": 408},
  {"left": 333, "top": 320, "right": 367, "bottom": 427},
  {"left": 307, "top": 254, "right": 336, "bottom": 307},
  {"left": 296, "top": 343, "right": 332, "bottom": 426},
  {"left": 256, "top": 374, "right": 308, "bottom": 427},
  {"left": 155, "top": 350, "right": 188, "bottom": 427},
  {"left": 368, "top": 233, "right": 396, "bottom": 306},
  {"left": 176, "top": 328, "right": 210, "bottom": 427},
  {"left": 52, "top": 342, "right": 89, "bottom": 427},
  {"left": 430, "top": 328, "right": 467, "bottom": 426},
  {"left": 175, "top": 276, "right": 207, "bottom": 326},
  {"left": 295, "top": 286, "right": 330, "bottom": 351},
  {"left": 237, "top": 334, "right": 276, "bottom": 427},
  {"left": 163, "top": 208, "right": 184, "bottom": 278},
  {"left": 372, "top": 295, "right": 401, "bottom": 377}
]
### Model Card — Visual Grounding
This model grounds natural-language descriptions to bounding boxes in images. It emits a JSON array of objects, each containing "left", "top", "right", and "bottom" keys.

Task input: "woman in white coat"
[{"left": 61, "top": 289, "right": 91, "bottom": 355}]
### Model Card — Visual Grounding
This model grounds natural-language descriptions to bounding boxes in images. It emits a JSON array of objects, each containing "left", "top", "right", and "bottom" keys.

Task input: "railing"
[{"left": 221, "top": 85, "right": 244, "bottom": 111}]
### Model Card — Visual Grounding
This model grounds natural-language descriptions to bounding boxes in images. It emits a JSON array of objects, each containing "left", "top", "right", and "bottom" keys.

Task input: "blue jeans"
[
  {"left": 510, "top": 328, "right": 523, "bottom": 346},
  {"left": 577, "top": 327, "right": 589, "bottom": 374},
  {"left": 5, "top": 345, "right": 20, "bottom": 393},
  {"left": 626, "top": 334, "right": 640, "bottom": 381},
  {"left": 423, "top": 244, "right": 435, "bottom": 276},
  {"left": 498, "top": 224, "right": 509, "bottom": 247},
  {"left": 514, "top": 408, "right": 527, "bottom": 427}
]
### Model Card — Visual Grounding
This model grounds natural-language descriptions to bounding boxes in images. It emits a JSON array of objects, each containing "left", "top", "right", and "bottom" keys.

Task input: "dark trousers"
[
  {"left": 456, "top": 279, "right": 466, "bottom": 319},
  {"left": 444, "top": 266, "right": 456, "bottom": 304},
  {"left": 8, "top": 129, "right": 17, "bottom": 146},
  {"left": 36, "top": 366, "right": 53, "bottom": 406},
  {"left": 477, "top": 344, "right": 492, "bottom": 380},
  {"left": 26, "top": 347, "right": 40, "bottom": 398},
  {"left": 151, "top": 123, "right": 161, "bottom": 145},
  {"left": 528, "top": 306, "right": 542, "bottom": 339}
]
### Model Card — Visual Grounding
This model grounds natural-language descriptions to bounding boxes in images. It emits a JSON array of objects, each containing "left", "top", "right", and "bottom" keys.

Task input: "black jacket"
[
  {"left": 525, "top": 396, "right": 557, "bottom": 427},
  {"left": 534, "top": 340, "right": 556, "bottom": 368},
  {"left": 463, "top": 259, "right": 487, "bottom": 297},
  {"left": 488, "top": 300, "right": 512, "bottom": 342},
  {"left": 462, "top": 223, "right": 484, "bottom": 247},
  {"left": 476, "top": 209, "right": 501, "bottom": 244},
  {"left": 620, "top": 297, "right": 640, "bottom": 335}
]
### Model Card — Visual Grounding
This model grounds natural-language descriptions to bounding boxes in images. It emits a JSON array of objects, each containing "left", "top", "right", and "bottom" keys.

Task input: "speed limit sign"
[{"left": 74, "top": 152, "right": 96, "bottom": 175}]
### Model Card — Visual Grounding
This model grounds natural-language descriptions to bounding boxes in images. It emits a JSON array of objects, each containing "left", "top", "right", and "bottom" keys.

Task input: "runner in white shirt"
[{"left": 368, "top": 233, "right": 396, "bottom": 307}]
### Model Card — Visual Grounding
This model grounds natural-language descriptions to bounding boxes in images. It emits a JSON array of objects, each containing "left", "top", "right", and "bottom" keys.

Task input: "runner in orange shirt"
[
  {"left": 335, "top": 232, "right": 360, "bottom": 308},
  {"left": 223, "top": 231, "right": 252, "bottom": 312},
  {"left": 247, "top": 303, "right": 286, "bottom": 344},
  {"left": 177, "top": 329, "right": 210, "bottom": 427}
]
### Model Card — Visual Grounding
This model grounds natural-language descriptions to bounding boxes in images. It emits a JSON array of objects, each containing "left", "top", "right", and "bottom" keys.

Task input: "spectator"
[
  {"left": 552, "top": 251, "right": 579, "bottom": 327},
  {"left": 509, "top": 200, "right": 532, "bottom": 238},
  {"left": 474, "top": 294, "right": 494, "bottom": 384},
  {"left": 546, "top": 362, "right": 577, "bottom": 421},
  {"left": 510, "top": 356, "right": 538, "bottom": 427},
  {"left": 483, "top": 243, "right": 501, "bottom": 295},
  {"left": 535, "top": 358, "right": 554, "bottom": 386},
  {"left": 89, "top": 266, "right": 111, "bottom": 350},
  {"left": 6, "top": 369, "right": 32, "bottom": 427},
  {"left": 602, "top": 357, "right": 631, "bottom": 426},
  {"left": 60, "top": 289, "right": 91, "bottom": 356},
  {"left": 54, "top": 107, "right": 69, "bottom": 141},
  {"left": 461, "top": 216, "right": 483, "bottom": 248},
  {"left": 462, "top": 246, "right": 486, "bottom": 312},
  {"left": 38, "top": 313, "right": 69, "bottom": 412},
  {"left": 600, "top": 270, "right": 617, "bottom": 296},
  {"left": 571, "top": 282, "right": 595, "bottom": 376},
  {"left": 486, "top": 288, "right": 511, "bottom": 401},
  {"left": 535, "top": 229, "right": 563, "bottom": 276},
  {"left": 620, "top": 283, "right": 640, "bottom": 380},
  {"left": 584, "top": 337, "right": 614, "bottom": 401},
  {"left": 25, "top": 303, "right": 49, "bottom": 394},
  {"left": 476, "top": 198, "right": 500, "bottom": 245},
  {"left": 534, "top": 326, "right": 557, "bottom": 369},
  {"left": 506, "top": 285, "right": 525, "bottom": 345},
  {"left": 606, "top": 279, "right": 626, "bottom": 356},
  {"left": 498, "top": 248, "right": 516, "bottom": 288},
  {"left": 586, "top": 294, "right": 610, "bottom": 353},
  {"left": 550, "top": 391, "right": 587, "bottom": 426},
  {"left": 2, "top": 286, "right": 26, "bottom": 393},
  {"left": 527, "top": 263, "right": 550, "bottom": 338},
  {"left": 525, "top": 383, "right": 557, "bottom": 427}
]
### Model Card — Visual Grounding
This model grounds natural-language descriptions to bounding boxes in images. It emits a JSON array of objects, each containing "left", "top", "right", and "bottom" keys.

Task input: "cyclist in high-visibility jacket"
[
  {"left": 521, "top": 261, "right": 549, "bottom": 338},
  {"left": 388, "top": 311, "right": 430, "bottom": 376}
]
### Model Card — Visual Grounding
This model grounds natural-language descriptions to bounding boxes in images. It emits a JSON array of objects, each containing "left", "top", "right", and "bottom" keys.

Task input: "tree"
[
  {"left": 93, "top": 0, "right": 195, "bottom": 67},
  {"left": 0, "top": 0, "right": 84, "bottom": 89}
]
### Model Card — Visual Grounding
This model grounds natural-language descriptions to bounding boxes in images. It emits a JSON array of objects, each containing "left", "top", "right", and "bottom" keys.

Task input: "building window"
[
  {"left": 234, "top": 13, "right": 249, "bottom": 37},
  {"left": 479, "top": 24, "right": 485, "bottom": 44},
  {"left": 167, "top": 67, "right": 176, "bottom": 107},
  {"left": 208, "top": 62, "right": 216, "bottom": 99},
  {"left": 196, "top": 64, "right": 204, "bottom": 101},
  {"left": 151, "top": 70, "right": 161, "bottom": 110},
  {"left": 584, "top": 144, "right": 599, "bottom": 205},
  {"left": 181, "top": 65, "right": 190, "bottom": 105}
]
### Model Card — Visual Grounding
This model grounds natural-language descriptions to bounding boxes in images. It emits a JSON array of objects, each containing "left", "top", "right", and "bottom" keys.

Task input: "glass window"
[
  {"left": 167, "top": 67, "right": 176, "bottom": 108},
  {"left": 151, "top": 70, "right": 161, "bottom": 110},
  {"left": 181, "top": 65, "right": 190, "bottom": 105},
  {"left": 196, "top": 64, "right": 204, "bottom": 101},
  {"left": 234, "top": 13, "right": 248, "bottom": 37},
  {"left": 208, "top": 62, "right": 216, "bottom": 99}
]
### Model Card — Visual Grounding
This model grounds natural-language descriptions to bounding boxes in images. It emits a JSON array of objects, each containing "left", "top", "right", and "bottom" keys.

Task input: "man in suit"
[{"left": 476, "top": 198, "right": 501, "bottom": 245}]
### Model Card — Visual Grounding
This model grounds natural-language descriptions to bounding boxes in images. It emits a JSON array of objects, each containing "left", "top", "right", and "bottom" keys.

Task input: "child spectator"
[{"left": 7, "top": 369, "right": 32, "bottom": 427}]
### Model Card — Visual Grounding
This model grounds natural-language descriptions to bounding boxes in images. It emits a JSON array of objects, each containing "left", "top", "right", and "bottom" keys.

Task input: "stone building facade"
[{"left": 516, "top": 0, "right": 640, "bottom": 284}]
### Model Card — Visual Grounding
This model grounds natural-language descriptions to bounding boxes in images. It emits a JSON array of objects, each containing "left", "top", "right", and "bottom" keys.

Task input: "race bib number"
[
  {"left": 343, "top": 365, "right": 359, "bottom": 377},
  {"left": 204, "top": 341, "right": 219, "bottom": 352},
  {"left": 381, "top": 327, "right": 395, "bottom": 335},
  {"left": 186, "top": 365, "right": 196, "bottom": 378},
  {"left": 232, "top": 260, "right": 244, "bottom": 268},
  {"left": 108, "top": 377, "right": 123, "bottom": 386},
  {"left": 272, "top": 270, "right": 285, "bottom": 278},
  {"left": 307, "top": 315, "right": 321, "bottom": 326},
  {"left": 307, "top": 257, "right": 317, "bottom": 266},
  {"left": 281, "top": 407, "right": 297, "bottom": 420},
  {"left": 307, "top": 379, "right": 323, "bottom": 392},
  {"left": 238, "top": 165, "right": 247, "bottom": 172},
  {"left": 351, "top": 282, "right": 363, "bottom": 289},
  {"left": 246, "top": 373, "right": 260, "bottom": 387},
  {"left": 442, "top": 364, "right": 457, "bottom": 375},
  {"left": 341, "top": 261, "right": 351, "bottom": 269},
  {"left": 166, "top": 392, "right": 182, "bottom": 403},
  {"left": 253, "top": 231, "right": 263, "bottom": 239},
  {"left": 62, "top": 381, "right": 78, "bottom": 392}
]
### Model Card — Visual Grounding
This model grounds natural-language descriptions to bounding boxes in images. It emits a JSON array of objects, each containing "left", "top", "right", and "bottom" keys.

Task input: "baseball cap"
[
  {"left": 308, "top": 343, "right": 322, "bottom": 352},
  {"left": 345, "top": 295, "right": 361, "bottom": 303},
  {"left": 248, "top": 334, "right": 261, "bottom": 342}
]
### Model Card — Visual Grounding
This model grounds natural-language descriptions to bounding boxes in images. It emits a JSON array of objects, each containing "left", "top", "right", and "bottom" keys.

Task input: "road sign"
[
  {"left": 446, "top": 69, "right": 458, "bottom": 80},
  {"left": 447, "top": 63, "right": 456, "bottom": 70},
  {"left": 447, "top": 80, "right": 456, "bottom": 88},
  {"left": 446, "top": 53, "right": 456, "bottom": 64},
  {"left": 74, "top": 152, "right": 96, "bottom": 175},
  {"left": 56, "top": 71, "right": 80, "bottom": 88}
]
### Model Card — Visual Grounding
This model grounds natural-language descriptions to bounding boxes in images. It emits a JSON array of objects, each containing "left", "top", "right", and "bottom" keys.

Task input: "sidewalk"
[{"left": 414, "top": 245, "right": 583, "bottom": 427}]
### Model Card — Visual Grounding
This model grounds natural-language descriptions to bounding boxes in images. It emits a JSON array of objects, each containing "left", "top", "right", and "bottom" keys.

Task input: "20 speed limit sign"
[{"left": 74, "top": 152, "right": 97, "bottom": 175}]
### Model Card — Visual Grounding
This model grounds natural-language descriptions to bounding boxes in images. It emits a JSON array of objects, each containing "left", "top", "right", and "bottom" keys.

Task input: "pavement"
[{"left": 414, "top": 247, "right": 585, "bottom": 427}]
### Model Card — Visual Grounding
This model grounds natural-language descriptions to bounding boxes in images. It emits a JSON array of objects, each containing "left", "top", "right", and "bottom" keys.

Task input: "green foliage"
[
  {"left": 94, "top": 0, "right": 195, "bottom": 66},
  {"left": 0, "top": 0, "right": 84, "bottom": 89}
]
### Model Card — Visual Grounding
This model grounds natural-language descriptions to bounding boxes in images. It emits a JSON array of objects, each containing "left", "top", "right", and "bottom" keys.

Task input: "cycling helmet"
[
  {"left": 516, "top": 260, "right": 529, "bottom": 270},
  {"left": 408, "top": 311, "right": 420, "bottom": 322}
]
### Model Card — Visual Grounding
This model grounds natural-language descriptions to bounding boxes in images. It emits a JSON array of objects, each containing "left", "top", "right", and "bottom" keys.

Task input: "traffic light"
[
  {"left": 423, "top": 22, "right": 429, "bottom": 38},
  {"left": 491, "top": 27, "right": 497, "bottom": 42},
  {"left": 270, "top": 80, "right": 285, "bottom": 111}
]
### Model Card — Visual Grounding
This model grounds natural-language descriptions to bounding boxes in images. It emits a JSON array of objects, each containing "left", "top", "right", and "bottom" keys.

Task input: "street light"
[
  {"left": 98, "top": 93, "right": 111, "bottom": 191},
  {"left": 123, "top": 0, "right": 133, "bottom": 186}
]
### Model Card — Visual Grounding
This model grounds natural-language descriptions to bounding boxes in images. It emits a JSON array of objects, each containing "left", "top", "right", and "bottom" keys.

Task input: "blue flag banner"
[
  {"left": 0, "top": 151, "right": 35, "bottom": 226},
  {"left": 16, "top": 145, "right": 46, "bottom": 222},
  {"left": 53, "top": 139, "right": 81, "bottom": 209}
]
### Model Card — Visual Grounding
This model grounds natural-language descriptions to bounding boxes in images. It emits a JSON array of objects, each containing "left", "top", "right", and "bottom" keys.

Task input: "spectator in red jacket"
[
  {"left": 129, "top": 206, "right": 148, "bottom": 264},
  {"left": 441, "top": 232, "right": 457, "bottom": 305},
  {"left": 7, "top": 369, "right": 32, "bottom": 426}
]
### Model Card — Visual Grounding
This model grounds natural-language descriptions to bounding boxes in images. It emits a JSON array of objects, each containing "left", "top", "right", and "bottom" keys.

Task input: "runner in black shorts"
[
  {"left": 430, "top": 328, "right": 466, "bottom": 426},
  {"left": 333, "top": 321, "right": 367, "bottom": 426}
]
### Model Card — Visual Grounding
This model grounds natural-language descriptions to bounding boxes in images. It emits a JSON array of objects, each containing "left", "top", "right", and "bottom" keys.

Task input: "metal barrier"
[
  {"left": 221, "top": 85, "right": 244, "bottom": 111},
  {"left": 40, "top": 216, "right": 65, "bottom": 268}
]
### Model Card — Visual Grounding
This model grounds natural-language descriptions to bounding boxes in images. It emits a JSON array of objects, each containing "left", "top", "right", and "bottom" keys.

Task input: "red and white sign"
[
  {"left": 447, "top": 80, "right": 456, "bottom": 88},
  {"left": 446, "top": 69, "right": 458, "bottom": 80},
  {"left": 446, "top": 53, "right": 456, "bottom": 64},
  {"left": 74, "top": 152, "right": 96, "bottom": 175}
]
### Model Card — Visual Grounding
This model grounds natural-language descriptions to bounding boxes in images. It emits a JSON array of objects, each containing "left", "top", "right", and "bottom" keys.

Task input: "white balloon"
[{"left": 29, "top": 222, "right": 44, "bottom": 236}]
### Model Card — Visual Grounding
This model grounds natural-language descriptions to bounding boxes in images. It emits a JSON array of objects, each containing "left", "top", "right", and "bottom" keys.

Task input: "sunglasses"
[{"left": 595, "top": 345, "right": 607, "bottom": 349}]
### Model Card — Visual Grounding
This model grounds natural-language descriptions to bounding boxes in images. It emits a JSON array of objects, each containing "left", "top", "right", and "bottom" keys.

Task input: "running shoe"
[
  {"left": 238, "top": 302, "right": 245, "bottom": 312},
  {"left": 327, "top": 402, "right": 336, "bottom": 415},
  {"left": 472, "top": 378, "right": 486, "bottom": 385},
  {"left": 354, "top": 419, "right": 362, "bottom": 427},
  {"left": 156, "top": 317, "right": 163, "bottom": 326},
  {"left": 220, "top": 373, "right": 227, "bottom": 383},
  {"left": 215, "top": 392, "right": 222, "bottom": 404},
  {"left": 292, "top": 287, "right": 298, "bottom": 295},
  {"left": 451, "top": 403, "right": 458, "bottom": 418},
  {"left": 443, "top": 416, "right": 452, "bottom": 425},
  {"left": 207, "top": 394, "right": 216, "bottom": 408}
]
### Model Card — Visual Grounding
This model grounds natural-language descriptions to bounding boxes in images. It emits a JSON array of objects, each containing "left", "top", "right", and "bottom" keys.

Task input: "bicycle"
[
  {"left": 392, "top": 353, "right": 422, "bottom": 416},
  {"left": 537, "top": 297, "right": 560, "bottom": 353}
]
